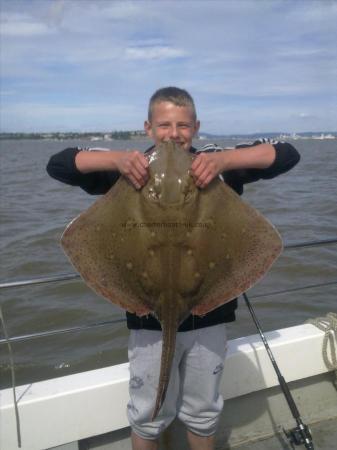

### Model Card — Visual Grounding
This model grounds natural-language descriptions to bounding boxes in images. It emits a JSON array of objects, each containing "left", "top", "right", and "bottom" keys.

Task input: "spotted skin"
[{"left": 61, "top": 141, "right": 283, "bottom": 420}]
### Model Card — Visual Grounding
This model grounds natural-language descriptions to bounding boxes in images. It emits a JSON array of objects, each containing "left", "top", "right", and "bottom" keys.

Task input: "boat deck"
[
  {"left": 231, "top": 416, "right": 337, "bottom": 450},
  {"left": 79, "top": 416, "right": 337, "bottom": 449}
]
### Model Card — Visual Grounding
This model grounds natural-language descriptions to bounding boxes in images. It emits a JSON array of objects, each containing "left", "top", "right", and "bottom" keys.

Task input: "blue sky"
[{"left": 1, "top": 0, "right": 336, "bottom": 134}]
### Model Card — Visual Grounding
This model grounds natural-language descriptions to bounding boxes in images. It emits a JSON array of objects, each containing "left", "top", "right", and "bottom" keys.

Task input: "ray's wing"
[
  {"left": 188, "top": 179, "right": 283, "bottom": 316},
  {"left": 61, "top": 178, "right": 153, "bottom": 317}
]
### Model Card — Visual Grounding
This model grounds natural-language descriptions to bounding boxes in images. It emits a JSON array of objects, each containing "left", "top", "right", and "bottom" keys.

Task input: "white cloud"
[
  {"left": 125, "top": 46, "right": 187, "bottom": 61},
  {"left": 1, "top": 21, "right": 54, "bottom": 36},
  {"left": 101, "top": 1, "right": 143, "bottom": 19},
  {"left": 298, "top": 113, "right": 316, "bottom": 119},
  {"left": 0, "top": 101, "right": 145, "bottom": 132},
  {"left": 1, "top": 11, "right": 56, "bottom": 36},
  {"left": 286, "top": 0, "right": 337, "bottom": 26}
]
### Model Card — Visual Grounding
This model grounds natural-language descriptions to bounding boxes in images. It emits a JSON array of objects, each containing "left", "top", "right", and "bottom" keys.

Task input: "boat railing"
[{"left": 1, "top": 237, "right": 337, "bottom": 345}]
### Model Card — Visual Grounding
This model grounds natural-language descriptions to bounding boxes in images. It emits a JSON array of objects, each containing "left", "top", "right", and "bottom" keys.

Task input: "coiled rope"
[{"left": 306, "top": 312, "right": 337, "bottom": 388}]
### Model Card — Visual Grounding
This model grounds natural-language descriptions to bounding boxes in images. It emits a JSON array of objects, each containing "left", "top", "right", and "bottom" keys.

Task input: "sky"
[{"left": 1, "top": 0, "right": 336, "bottom": 134}]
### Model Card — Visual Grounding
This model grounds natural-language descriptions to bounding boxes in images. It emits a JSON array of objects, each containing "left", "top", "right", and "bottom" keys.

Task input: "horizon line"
[{"left": 1, "top": 130, "right": 336, "bottom": 136}]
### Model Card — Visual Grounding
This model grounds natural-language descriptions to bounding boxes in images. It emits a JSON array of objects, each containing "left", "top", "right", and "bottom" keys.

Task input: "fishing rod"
[{"left": 242, "top": 292, "right": 314, "bottom": 450}]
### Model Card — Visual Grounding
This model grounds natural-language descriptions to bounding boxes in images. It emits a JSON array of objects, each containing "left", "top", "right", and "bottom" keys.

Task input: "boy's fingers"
[
  {"left": 127, "top": 167, "right": 146, "bottom": 187},
  {"left": 127, "top": 173, "right": 142, "bottom": 190},
  {"left": 192, "top": 158, "right": 212, "bottom": 182},
  {"left": 198, "top": 173, "right": 214, "bottom": 189},
  {"left": 139, "top": 154, "right": 149, "bottom": 169},
  {"left": 194, "top": 167, "right": 211, "bottom": 187},
  {"left": 119, "top": 152, "right": 147, "bottom": 179},
  {"left": 130, "top": 150, "right": 149, "bottom": 169},
  {"left": 131, "top": 159, "right": 149, "bottom": 184},
  {"left": 191, "top": 154, "right": 203, "bottom": 171},
  {"left": 125, "top": 159, "right": 149, "bottom": 189},
  {"left": 134, "top": 160, "right": 149, "bottom": 179},
  {"left": 127, "top": 152, "right": 149, "bottom": 182}
]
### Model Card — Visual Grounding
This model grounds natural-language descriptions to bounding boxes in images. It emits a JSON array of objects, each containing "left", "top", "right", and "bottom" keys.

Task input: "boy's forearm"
[
  {"left": 75, "top": 150, "right": 125, "bottom": 173},
  {"left": 222, "top": 143, "right": 276, "bottom": 171}
]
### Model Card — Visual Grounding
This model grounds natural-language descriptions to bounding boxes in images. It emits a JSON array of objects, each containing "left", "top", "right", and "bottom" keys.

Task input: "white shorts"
[{"left": 127, "top": 323, "right": 228, "bottom": 439}]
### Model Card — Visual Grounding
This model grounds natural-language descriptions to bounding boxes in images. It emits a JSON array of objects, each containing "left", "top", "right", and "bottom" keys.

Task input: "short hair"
[{"left": 148, "top": 87, "right": 197, "bottom": 122}]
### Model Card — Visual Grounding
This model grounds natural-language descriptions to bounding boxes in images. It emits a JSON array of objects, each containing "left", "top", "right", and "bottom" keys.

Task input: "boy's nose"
[{"left": 169, "top": 126, "right": 179, "bottom": 139}]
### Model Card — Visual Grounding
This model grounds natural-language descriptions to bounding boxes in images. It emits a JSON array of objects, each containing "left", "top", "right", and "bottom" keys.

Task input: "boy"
[{"left": 47, "top": 87, "right": 300, "bottom": 450}]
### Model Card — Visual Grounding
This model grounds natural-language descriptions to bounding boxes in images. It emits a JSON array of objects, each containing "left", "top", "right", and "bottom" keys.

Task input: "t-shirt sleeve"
[
  {"left": 232, "top": 138, "right": 301, "bottom": 183},
  {"left": 46, "top": 147, "right": 120, "bottom": 195}
]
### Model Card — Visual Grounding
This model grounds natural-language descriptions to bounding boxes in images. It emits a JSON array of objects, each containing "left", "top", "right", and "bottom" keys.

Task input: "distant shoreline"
[
  {"left": 0, "top": 131, "right": 147, "bottom": 141},
  {"left": 0, "top": 131, "right": 336, "bottom": 141}
]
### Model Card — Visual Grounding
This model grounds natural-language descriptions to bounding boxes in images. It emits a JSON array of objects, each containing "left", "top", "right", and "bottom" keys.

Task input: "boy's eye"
[{"left": 157, "top": 123, "right": 192, "bottom": 129}]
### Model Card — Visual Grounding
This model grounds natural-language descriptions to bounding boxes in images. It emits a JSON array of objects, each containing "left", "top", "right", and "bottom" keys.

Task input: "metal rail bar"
[
  {"left": 0, "top": 273, "right": 80, "bottom": 289},
  {"left": 283, "top": 237, "right": 337, "bottom": 249},
  {"left": 250, "top": 280, "right": 337, "bottom": 299},
  {"left": 0, "top": 279, "right": 336, "bottom": 345},
  {"left": 0, "top": 318, "right": 126, "bottom": 345},
  {"left": 1, "top": 238, "right": 336, "bottom": 290}
]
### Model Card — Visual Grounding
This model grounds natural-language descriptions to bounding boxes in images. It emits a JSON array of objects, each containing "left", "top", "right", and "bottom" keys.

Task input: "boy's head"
[
  {"left": 148, "top": 87, "right": 197, "bottom": 122},
  {"left": 145, "top": 86, "right": 200, "bottom": 151}
]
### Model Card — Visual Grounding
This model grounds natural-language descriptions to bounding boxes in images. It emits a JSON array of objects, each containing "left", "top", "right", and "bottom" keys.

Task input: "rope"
[
  {"left": 306, "top": 312, "right": 337, "bottom": 388},
  {"left": 0, "top": 305, "right": 22, "bottom": 447}
]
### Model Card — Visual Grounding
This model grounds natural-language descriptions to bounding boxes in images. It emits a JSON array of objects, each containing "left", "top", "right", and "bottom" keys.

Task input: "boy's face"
[{"left": 144, "top": 101, "right": 200, "bottom": 151}]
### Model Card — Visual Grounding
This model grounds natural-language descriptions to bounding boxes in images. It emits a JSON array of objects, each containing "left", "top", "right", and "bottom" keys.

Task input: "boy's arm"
[
  {"left": 191, "top": 140, "right": 300, "bottom": 189},
  {"left": 75, "top": 149, "right": 149, "bottom": 189},
  {"left": 46, "top": 147, "right": 148, "bottom": 193}
]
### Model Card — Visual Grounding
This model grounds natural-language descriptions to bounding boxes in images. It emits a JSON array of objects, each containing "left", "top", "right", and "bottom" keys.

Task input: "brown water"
[{"left": 0, "top": 138, "right": 336, "bottom": 388}]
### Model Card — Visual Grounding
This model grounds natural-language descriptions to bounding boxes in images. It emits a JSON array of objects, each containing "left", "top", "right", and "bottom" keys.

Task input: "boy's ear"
[
  {"left": 144, "top": 120, "right": 153, "bottom": 138},
  {"left": 194, "top": 120, "right": 200, "bottom": 135}
]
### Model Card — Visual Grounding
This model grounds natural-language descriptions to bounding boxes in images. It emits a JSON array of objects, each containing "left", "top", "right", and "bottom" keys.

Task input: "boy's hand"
[
  {"left": 190, "top": 152, "right": 226, "bottom": 188},
  {"left": 116, "top": 150, "right": 149, "bottom": 190}
]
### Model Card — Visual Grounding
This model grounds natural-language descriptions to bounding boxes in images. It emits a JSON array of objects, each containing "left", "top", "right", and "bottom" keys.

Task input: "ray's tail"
[{"left": 151, "top": 299, "right": 180, "bottom": 421}]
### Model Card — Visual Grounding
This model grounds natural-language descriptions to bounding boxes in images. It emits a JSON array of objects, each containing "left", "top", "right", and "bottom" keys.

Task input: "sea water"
[{"left": 0, "top": 138, "right": 336, "bottom": 388}]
